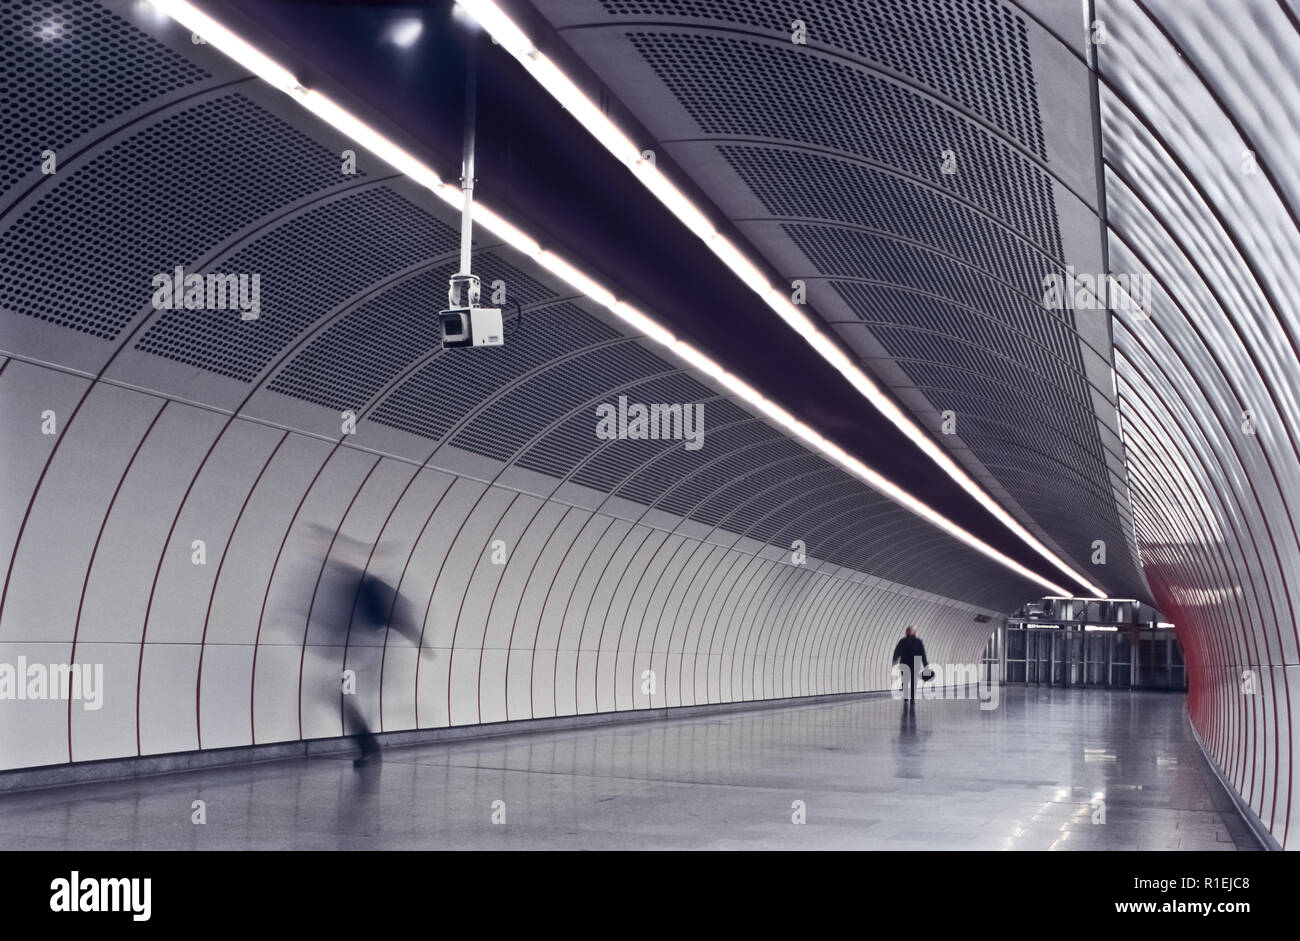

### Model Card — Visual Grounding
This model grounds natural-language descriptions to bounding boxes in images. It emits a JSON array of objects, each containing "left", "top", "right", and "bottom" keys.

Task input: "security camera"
[
  {"left": 441, "top": 272, "right": 503, "bottom": 348},
  {"left": 440, "top": 305, "right": 503, "bottom": 348}
]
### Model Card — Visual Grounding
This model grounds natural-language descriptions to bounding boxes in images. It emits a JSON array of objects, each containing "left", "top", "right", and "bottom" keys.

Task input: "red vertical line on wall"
[
  {"left": 529, "top": 512, "right": 601, "bottom": 719},
  {"left": 295, "top": 454, "right": 381, "bottom": 740},
  {"left": 1118, "top": 310, "right": 1296, "bottom": 839},
  {"left": 689, "top": 549, "right": 750, "bottom": 703},
  {"left": 1120, "top": 342, "right": 1293, "bottom": 831},
  {"left": 1124, "top": 463, "right": 1253, "bottom": 808},
  {"left": 1108, "top": 181, "right": 1300, "bottom": 843},
  {"left": 679, "top": 546, "right": 737, "bottom": 705},
  {"left": 585, "top": 526, "right": 658, "bottom": 713},
  {"left": 754, "top": 565, "right": 812, "bottom": 701},
  {"left": 555, "top": 515, "right": 624, "bottom": 716},
  {"left": 67, "top": 399, "right": 167, "bottom": 762},
  {"left": 421, "top": 486, "right": 511, "bottom": 729},
  {"left": 606, "top": 529, "right": 675, "bottom": 711},
  {"left": 337, "top": 461, "right": 420, "bottom": 736},
  {"left": 773, "top": 565, "right": 836, "bottom": 699},
  {"left": 0, "top": 381, "right": 94, "bottom": 632},
  {"left": 194, "top": 430, "right": 288, "bottom": 750},
  {"left": 734, "top": 562, "right": 801, "bottom": 702},
  {"left": 1119, "top": 376, "right": 1261, "bottom": 777},
  {"left": 706, "top": 555, "right": 768, "bottom": 703},
  {"left": 249, "top": 446, "right": 334, "bottom": 745},
  {"left": 661, "top": 542, "right": 728, "bottom": 707},
  {"left": 1120, "top": 383, "right": 1278, "bottom": 818},
  {"left": 453, "top": 491, "right": 519, "bottom": 726},
  {"left": 135, "top": 410, "right": 252, "bottom": 756},
  {"left": 376, "top": 478, "right": 454, "bottom": 732},
  {"left": 502, "top": 506, "right": 578, "bottom": 719}
]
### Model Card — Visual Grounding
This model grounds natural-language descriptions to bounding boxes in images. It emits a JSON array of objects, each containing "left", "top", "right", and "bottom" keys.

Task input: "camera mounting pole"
[{"left": 449, "top": 32, "right": 479, "bottom": 309}]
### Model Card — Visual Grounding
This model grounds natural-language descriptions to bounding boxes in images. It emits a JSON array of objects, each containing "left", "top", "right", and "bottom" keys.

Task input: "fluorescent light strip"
[
  {"left": 148, "top": 0, "right": 1073, "bottom": 596},
  {"left": 457, "top": 0, "right": 1105, "bottom": 599}
]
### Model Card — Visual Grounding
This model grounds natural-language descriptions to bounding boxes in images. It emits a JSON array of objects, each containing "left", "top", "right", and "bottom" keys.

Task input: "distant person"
[{"left": 892, "top": 626, "right": 929, "bottom": 703}]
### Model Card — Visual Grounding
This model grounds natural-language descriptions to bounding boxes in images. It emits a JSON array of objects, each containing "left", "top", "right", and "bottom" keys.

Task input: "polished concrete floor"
[{"left": 0, "top": 687, "right": 1257, "bottom": 850}]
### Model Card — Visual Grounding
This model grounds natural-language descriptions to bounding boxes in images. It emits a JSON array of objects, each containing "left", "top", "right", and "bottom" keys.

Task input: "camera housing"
[
  {"left": 440, "top": 305, "right": 503, "bottom": 348},
  {"left": 440, "top": 272, "right": 503, "bottom": 348}
]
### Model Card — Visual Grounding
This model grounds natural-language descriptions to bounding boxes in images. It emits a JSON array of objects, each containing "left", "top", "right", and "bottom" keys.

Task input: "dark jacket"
[{"left": 892, "top": 635, "right": 928, "bottom": 668}]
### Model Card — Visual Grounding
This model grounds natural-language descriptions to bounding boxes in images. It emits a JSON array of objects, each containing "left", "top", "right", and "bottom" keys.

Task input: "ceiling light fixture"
[
  {"left": 385, "top": 18, "right": 424, "bottom": 49},
  {"left": 142, "top": 0, "right": 1075, "bottom": 596}
]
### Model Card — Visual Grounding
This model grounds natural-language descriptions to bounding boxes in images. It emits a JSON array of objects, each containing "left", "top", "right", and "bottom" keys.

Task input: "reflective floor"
[{"left": 0, "top": 687, "right": 1257, "bottom": 850}]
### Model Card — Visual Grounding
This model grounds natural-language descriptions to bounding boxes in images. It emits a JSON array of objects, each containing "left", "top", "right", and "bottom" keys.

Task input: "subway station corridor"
[
  {"left": 0, "top": 688, "right": 1257, "bottom": 851},
  {"left": 1, "top": 2, "right": 1297, "bottom": 912}
]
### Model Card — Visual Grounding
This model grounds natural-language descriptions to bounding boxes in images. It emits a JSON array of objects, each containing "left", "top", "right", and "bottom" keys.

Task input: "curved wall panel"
[
  {"left": 1097, "top": 0, "right": 1300, "bottom": 849},
  {"left": 0, "top": 1, "right": 1028, "bottom": 774}
]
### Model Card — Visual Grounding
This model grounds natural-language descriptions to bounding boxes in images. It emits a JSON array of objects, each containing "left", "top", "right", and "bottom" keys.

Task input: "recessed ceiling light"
[{"left": 385, "top": 18, "right": 423, "bottom": 49}]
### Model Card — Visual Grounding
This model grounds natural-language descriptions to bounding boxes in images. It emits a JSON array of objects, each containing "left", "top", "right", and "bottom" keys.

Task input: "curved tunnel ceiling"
[
  {"left": 516, "top": 0, "right": 1152, "bottom": 605},
  {"left": 1, "top": 0, "right": 1038, "bottom": 776}
]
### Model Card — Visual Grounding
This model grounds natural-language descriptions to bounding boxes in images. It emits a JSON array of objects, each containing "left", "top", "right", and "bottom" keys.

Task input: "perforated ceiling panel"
[
  {"left": 598, "top": 0, "right": 1046, "bottom": 156},
  {"left": 625, "top": 31, "right": 1061, "bottom": 253},
  {"left": 267, "top": 253, "right": 553, "bottom": 411},
  {"left": 134, "top": 186, "right": 451, "bottom": 382},
  {"left": 368, "top": 302, "right": 621, "bottom": 442},
  {"left": 531, "top": 0, "right": 1149, "bottom": 601},
  {"left": 448, "top": 340, "right": 673, "bottom": 460},
  {"left": 0, "top": 0, "right": 210, "bottom": 198},
  {"left": 0, "top": 93, "right": 346, "bottom": 341}
]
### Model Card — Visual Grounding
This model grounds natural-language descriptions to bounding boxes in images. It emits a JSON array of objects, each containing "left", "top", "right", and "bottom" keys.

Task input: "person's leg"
[
  {"left": 903, "top": 663, "right": 914, "bottom": 701},
  {"left": 343, "top": 698, "right": 380, "bottom": 767}
]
